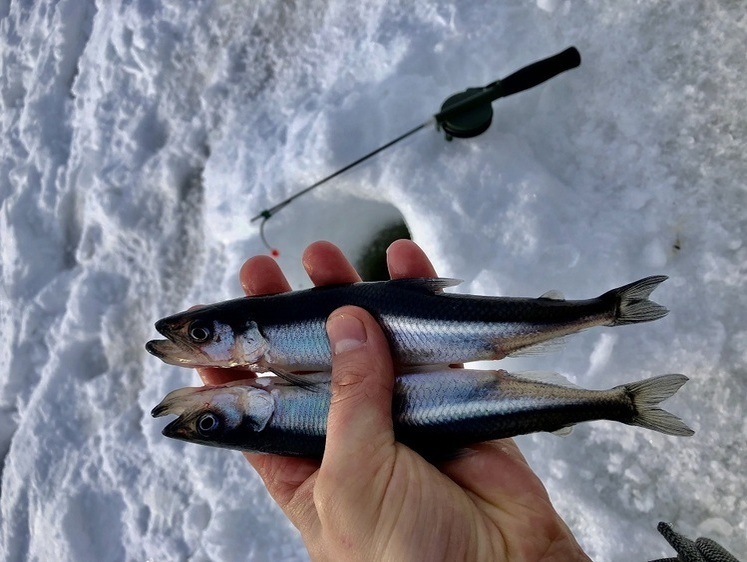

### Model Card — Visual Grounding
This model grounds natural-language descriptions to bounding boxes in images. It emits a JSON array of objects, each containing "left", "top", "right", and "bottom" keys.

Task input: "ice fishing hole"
[{"left": 262, "top": 193, "right": 410, "bottom": 281}]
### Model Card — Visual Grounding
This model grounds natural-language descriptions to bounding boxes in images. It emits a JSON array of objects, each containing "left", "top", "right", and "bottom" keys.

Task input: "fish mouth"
[
  {"left": 153, "top": 306, "right": 211, "bottom": 338},
  {"left": 145, "top": 339, "right": 212, "bottom": 367},
  {"left": 152, "top": 386, "right": 204, "bottom": 417},
  {"left": 148, "top": 314, "right": 200, "bottom": 365},
  {"left": 152, "top": 383, "right": 252, "bottom": 418},
  {"left": 155, "top": 318, "right": 169, "bottom": 336},
  {"left": 152, "top": 403, "right": 171, "bottom": 418},
  {"left": 161, "top": 418, "right": 183, "bottom": 438},
  {"left": 153, "top": 383, "right": 252, "bottom": 441},
  {"left": 161, "top": 417, "right": 198, "bottom": 441},
  {"left": 154, "top": 317, "right": 171, "bottom": 335},
  {"left": 153, "top": 388, "right": 201, "bottom": 439},
  {"left": 153, "top": 315, "right": 190, "bottom": 339}
]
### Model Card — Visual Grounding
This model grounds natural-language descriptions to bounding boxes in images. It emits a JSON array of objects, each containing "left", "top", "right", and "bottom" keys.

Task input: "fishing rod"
[{"left": 252, "top": 46, "right": 581, "bottom": 251}]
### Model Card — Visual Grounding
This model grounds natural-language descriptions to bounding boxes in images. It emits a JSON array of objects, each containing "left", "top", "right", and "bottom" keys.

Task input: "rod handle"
[{"left": 499, "top": 47, "right": 581, "bottom": 98}]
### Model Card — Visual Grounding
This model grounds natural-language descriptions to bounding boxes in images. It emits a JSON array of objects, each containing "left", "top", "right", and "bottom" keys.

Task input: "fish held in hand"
[
  {"left": 146, "top": 276, "right": 669, "bottom": 372},
  {"left": 151, "top": 370, "right": 693, "bottom": 459}
]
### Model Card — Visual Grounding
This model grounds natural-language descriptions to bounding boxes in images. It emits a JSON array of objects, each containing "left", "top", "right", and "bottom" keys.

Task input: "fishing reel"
[{"left": 437, "top": 47, "right": 580, "bottom": 140}]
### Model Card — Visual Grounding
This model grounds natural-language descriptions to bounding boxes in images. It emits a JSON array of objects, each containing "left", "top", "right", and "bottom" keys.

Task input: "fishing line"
[
  {"left": 252, "top": 47, "right": 581, "bottom": 254},
  {"left": 251, "top": 120, "right": 432, "bottom": 254}
]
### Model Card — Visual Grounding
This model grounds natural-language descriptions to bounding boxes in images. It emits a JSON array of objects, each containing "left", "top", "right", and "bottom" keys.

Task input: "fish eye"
[
  {"left": 188, "top": 321, "right": 213, "bottom": 343},
  {"left": 196, "top": 412, "right": 221, "bottom": 436}
]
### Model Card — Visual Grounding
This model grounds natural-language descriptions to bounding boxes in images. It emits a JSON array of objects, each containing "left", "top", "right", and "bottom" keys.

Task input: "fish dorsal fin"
[
  {"left": 390, "top": 278, "right": 462, "bottom": 293},
  {"left": 539, "top": 289, "right": 565, "bottom": 300},
  {"left": 267, "top": 366, "right": 322, "bottom": 392},
  {"left": 513, "top": 370, "right": 581, "bottom": 389}
]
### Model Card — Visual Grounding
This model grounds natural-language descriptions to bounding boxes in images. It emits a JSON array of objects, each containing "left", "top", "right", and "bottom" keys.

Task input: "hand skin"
[{"left": 197, "top": 240, "right": 591, "bottom": 562}]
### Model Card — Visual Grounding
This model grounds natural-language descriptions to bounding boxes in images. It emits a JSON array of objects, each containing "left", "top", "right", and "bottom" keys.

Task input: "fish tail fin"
[
  {"left": 625, "top": 374, "right": 694, "bottom": 436},
  {"left": 607, "top": 275, "right": 669, "bottom": 326}
]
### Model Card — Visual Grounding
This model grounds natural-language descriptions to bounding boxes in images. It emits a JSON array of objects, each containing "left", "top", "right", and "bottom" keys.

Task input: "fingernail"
[{"left": 327, "top": 313, "right": 367, "bottom": 355}]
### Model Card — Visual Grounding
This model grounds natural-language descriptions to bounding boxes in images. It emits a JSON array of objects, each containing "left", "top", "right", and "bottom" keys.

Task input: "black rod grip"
[{"left": 499, "top": 47, "right": 581, "bottom": 98}]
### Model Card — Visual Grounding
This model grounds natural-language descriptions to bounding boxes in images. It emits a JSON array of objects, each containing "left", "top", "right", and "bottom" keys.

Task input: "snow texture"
[{"left": 1, "top": 1, "right": 746, "bottom": 560}]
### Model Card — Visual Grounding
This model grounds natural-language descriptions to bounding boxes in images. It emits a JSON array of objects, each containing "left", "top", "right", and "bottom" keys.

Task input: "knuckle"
[
  {"left": 330, "top": 363, "right": 392, "bottom": 408},
  {"left": 331, "top": 366, "right": 367, "bottom": 396}
]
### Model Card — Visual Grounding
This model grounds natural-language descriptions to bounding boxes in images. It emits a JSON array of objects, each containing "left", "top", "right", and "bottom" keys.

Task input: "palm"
[{"left": 245, "top": 435, "right": 580, "bottom": 560}]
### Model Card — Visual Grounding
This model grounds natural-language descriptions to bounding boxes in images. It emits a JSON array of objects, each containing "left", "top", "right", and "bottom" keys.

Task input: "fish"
[
  {"left": 145, "top": 276, "right": 669, "bottom": 375},
  {"left": 151, "top": 369, "right": 693, "bottom": 459}
]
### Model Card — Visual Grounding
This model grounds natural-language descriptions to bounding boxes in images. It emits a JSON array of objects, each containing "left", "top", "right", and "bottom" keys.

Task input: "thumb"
[{"left": 321, "top": 306, "right": 396, "bottom": 473}]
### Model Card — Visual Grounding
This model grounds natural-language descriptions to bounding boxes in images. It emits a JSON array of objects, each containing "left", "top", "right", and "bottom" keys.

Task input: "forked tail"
[
  {"left": 624, "top": 374, "right": 694, "bottom": 436},
  {"left": 607, "top": 275, "right": 669, "bottom": 326}
]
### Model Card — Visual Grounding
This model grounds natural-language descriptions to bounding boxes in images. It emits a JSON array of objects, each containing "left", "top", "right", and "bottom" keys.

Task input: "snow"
[{"left": 1, "top": 1, "right": 745, "bottom": 560}]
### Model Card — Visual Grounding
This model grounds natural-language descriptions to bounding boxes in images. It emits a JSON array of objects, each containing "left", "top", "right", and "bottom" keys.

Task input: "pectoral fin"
[{"left": 267, "top": 366, "right": 323, "bottom": 391}]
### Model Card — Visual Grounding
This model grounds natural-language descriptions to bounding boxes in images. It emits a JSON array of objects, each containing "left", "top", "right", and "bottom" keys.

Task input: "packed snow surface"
[{"left": 2, "top": 1, "right": 746, "bottom": 560}]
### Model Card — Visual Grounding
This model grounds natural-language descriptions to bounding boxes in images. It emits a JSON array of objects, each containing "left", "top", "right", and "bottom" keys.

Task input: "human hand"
[{"left": 198, "top": 240, "right": 590, "bottom": 561}]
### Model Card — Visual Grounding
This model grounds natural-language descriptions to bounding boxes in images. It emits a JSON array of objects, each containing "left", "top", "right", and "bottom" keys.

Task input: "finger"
[
  {"left": 386, "top": 239, "right": 438, "bottom": 279},
  {"left": 240, "top": 255, "right": 292, "bottom": 296},
  {"left": 245, "top": 454, "right": 319, "bottom": 503},
  {"left": 196, "top": 366, "right": 257, "bottom": 386},
  {"left": 243, "top": 453, "right": 320, "bottom": 525},
  {"left": 303, "top": 240, "right": 361, "bottom": 286},
  {"left": 320, "top": 307, "right": 395, "bottom": 480},
  {"left": 232, "top": 252, "right": 322, "bottom": 529}
]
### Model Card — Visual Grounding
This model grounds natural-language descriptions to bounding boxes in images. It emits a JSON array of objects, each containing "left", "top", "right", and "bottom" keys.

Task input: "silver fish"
[
  {"left": 146, "top": 276, "right": 669, "bottom": 374},
  {"left": 152, "top": 370, "right": 693, "bottom": 459}
]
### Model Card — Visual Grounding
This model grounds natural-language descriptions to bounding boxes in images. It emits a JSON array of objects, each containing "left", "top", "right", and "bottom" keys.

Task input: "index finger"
[
  {"left": 303, "top": 240, "right": 361, "bottom": 285},
  {"left": 386, "top": 239, "right": 438, "bottom": 279},
  {"left": 240, "top": 254, "right": 292, "bottom": 295},
  {"left": 234, "top": 252, "right": 322, "bottom": 517}
]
